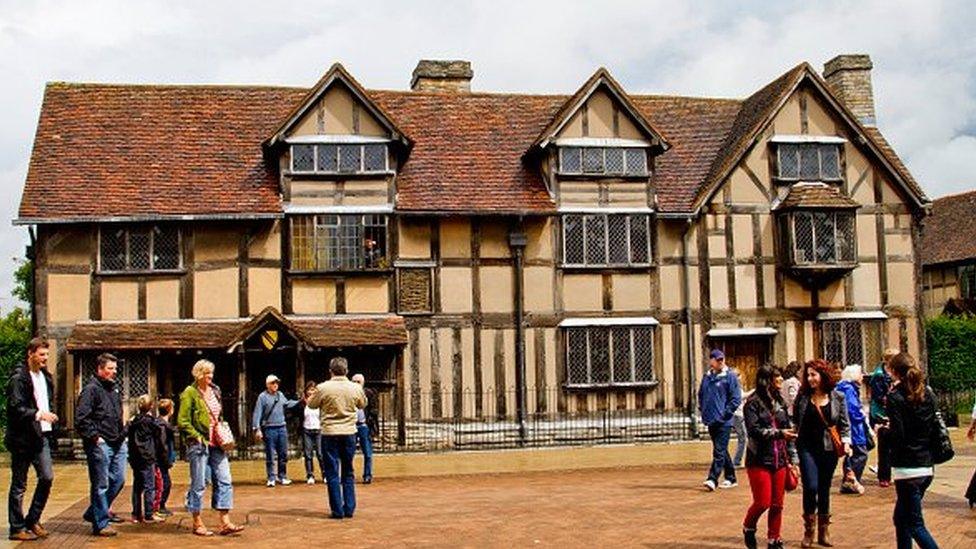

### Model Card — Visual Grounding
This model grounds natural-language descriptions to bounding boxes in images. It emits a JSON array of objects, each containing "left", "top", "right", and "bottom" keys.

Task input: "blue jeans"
[
  {"left": 356, "top": 424, "right": 374, "bottom": 481},
  {"left": 798, "top": 447, "right": 838, "bottom": 515},
  {"left": 303, "top": 429, "right": 325, "bottom": 479},
  {"left": 131, "top": 465, "right": 155, "bottom": 520},
  {"left": 262, "top": 426, "right": 289, "bottom": 482},
  {"left": 8, "top": 437, "right": 54, "bottom": 535},
  {"left": 82, "top": 439, "right": 128, "bottom": 532},
  {"left": 894, "top": 476, "right": 939, "bottom": 549},
  {"left": 185, "top": 443, "right": 233, "bottom": 513},
  {"left": 707, "top": 422, "right": 736, "bottom": 483},
  {"left": 843, "top": 444, "right": 869, "bottom": 482},
  {"left": 732, "top": 415, "right": 747, "bottom": 467},
  {"left": 322, "top": 434, "right": 357, "bottom": 518}
]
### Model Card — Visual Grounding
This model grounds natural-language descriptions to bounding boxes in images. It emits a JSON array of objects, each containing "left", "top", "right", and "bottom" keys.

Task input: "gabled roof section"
[
  {"left": 774, "top": 182, "right": 861, "bottom": 210},
  {"left": 693, "top": 63, "right": 928, "bottom": 214},
  {"left": 264, "top": 63, "right": 410, "bottom": 150},
  {"left": 920, "top": 189, "right": 976, "bottom": 266},
  {"left": 530, "top": 68, "right": 670, "bottom": 152},
  {"left": 228, "top": 306, "right": 312, "bottom": 351}
]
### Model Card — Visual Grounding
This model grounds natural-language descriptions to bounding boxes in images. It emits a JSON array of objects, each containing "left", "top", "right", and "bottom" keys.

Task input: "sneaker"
[
  {"left": 108, "top": 513, "right": 124, "bottom": 524},
  {"left": 703, "top": 479, "right": 717, "bottom": 491},
  {"left": 157, "top": 508, "right": 174, "bottom": 517},
  {"left": 868, "top": 465, "right": 878, "bottom": 474},
  {"left": 8, "top": 531, "right": 38, "bottom": 541},
  {"left": 719, "top": 479, "right": 738, "bottom": 489},
  {"left": 306, "top": 477, "right": 315, "bottom": 485},
  {"left": 363, "top": 476, "right": 372, "bottom": 484},
  {"left": 94, "top": 527, "right": 119, "bottom": 537},
  {"left": 879, "top": 480, "right": 891, "bottom": 488},
  {"left": 266, "top": 480, "right": 276, "bottom": 488},
  {"left": 279, "top": 478, "right": 293, "bottom": 486},
  {"left": 28, "top": 523, "right": 49, "bottom": 538}
]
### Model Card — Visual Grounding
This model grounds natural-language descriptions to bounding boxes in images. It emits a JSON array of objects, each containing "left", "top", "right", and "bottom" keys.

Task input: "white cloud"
[{"left": 0, "top": 0, "right": 974, "bottom": 306}]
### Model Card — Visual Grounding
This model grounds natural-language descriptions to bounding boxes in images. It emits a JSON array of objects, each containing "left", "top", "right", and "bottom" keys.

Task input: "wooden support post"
[{"left": 395, "top": 351, "right": 406, "bottom": 448}]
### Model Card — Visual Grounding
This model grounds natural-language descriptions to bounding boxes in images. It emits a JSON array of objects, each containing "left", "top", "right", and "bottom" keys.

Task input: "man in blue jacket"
[{"left": 698, "top": 349, "right": 741, "bottom": 491}]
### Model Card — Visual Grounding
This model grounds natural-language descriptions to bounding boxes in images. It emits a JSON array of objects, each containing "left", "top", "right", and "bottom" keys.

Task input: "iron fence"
[{"left": 933, "top": 388, "right": 975, "bottom": 427}]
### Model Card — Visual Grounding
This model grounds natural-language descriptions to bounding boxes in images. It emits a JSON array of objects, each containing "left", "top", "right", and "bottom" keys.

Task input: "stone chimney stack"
[
  {"left": 823, "top": 54, "right": 876, "bottom": 126},
  {"left": 411, "top": 60, "right": 473, "bottom": 92}
]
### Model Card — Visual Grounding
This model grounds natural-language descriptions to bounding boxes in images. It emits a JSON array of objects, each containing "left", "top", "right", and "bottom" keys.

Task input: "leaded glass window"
[
  {"left": 99, "top": 225, "right": 181, "bottom": 272},
  {"left": 562, "top": 214, "right": 652, "bottom": 267},
  {"left": 558, "top": 147, "right": 649, "bottom": 176},
  {"left": 565, "top": 325, "right": 656, "bottom": 386},
  {"left": 790, "top": 211, "right": 856, "bottom": 266},
  {"left": 289, "top": 214, "right": 389, "bottom": 271},
  {"left": 290, "top": 143, "right": 388, "bottom": 174},
  {"left": 777, "top": 143, "right": 842, "bottom": 182}
]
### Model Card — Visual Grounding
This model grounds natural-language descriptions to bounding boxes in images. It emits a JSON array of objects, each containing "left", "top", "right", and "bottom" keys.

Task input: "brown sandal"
[
  {"left": 193, "top": 526, "right": 214, "bottom": 537},
  {"left": 218, "top": 524, "right": 244, "bottom": 536}
]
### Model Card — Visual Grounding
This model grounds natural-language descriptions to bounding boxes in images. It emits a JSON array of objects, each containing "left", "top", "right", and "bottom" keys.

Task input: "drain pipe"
[
  {"left": 681, "top": 217, "right": 700, "bottom": 439},
  {"left": 509, "top": 225, "right": 528, "bottom": 446}
]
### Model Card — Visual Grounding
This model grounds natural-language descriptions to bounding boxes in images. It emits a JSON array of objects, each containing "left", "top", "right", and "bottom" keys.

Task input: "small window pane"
[
  {"left": 629, "top": 215, "right": 649, "bottom": 264},
  {"left": 608, "top": 215, "right": 629, "bottom": 264},
  {"left": 364, "top": 144, "right": 386, "bottom": 172},
  {"left": 799, "top": 145, "right": 820, "bottom": 180},
  {"left": 560, "top": 147, "right": 581, "bottom": 173},
  {"left": 813, "top": 212, "right": 836, "bottom": 263},
  {"left": 566, "top": 328, "right": 589, "bottom": 385},
  {"left": 589, "top": 328, "right": 610, "bottom": 384},
  {"left": 563, "top": 215, "right": 585, "bottom": 265},
  {"left": 582, "top": 148, "right": 604, "bottom": 173},
  {"left": 128, "top": 228, "right": 151, "bottom": 270},
  {"left": 338, "top": 145, "right": 362, "bottom": 173},
  {"left": 820, "top": 145, "right": 840, "bottom": 180},
  {"left": 317, "top": 144, "right": 338, "bottom": 172},
  {"left": 153, "top": 226, "right": 179, "bottom": 269},
  {"left": 605, "top": 148, "right": 624, "bottom": 174},
  {"left": 292, "top": 145, "right": 315, "bottom": 171},
  {"left": 837, "top": 213, "right": 856, "bottom": 262},
  {"left": 624, "top": 148, "right": 647, "bottom": 175},
  {"left": 585, "top": 215, "right": 607, "bottom": 265},
  {"left": 611, "top": 327, "right": 632, "bottom": 383},
  {"left": 822, "top": 322, "right": 843, "bottom": 364},
  {"left": 363, "top": 215, "right": 388, "bottom": 268},
  {"left": 100, "top": 228, "right": 126, "bottom": 271},
  {"left": 633, "top": 327, "right": 654, "bottom": 382},
  {"left": 844, "top": 320, "right": 864, "bottom": 366},
  {"left": 778, "top": 144, "right": 799, "bottom": 179},
  {"left": 794, "top": 212, "right": 814, "bottom": 263}
]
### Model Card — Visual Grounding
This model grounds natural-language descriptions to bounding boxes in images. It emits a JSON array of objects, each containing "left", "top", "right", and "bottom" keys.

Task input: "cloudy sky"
[{"left": 0, "top": 0, "right": 973, "bottom": 310}]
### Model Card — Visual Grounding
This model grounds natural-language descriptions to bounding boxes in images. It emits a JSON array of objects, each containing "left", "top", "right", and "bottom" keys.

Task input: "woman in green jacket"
[{"left": 178, "top": 359, "right": 244, "bottom": 537}]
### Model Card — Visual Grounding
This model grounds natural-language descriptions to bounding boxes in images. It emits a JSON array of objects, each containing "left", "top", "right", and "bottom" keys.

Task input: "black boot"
[
  {"left": 768, "top": 540, "right": 784, "bottom": 549},
  {"left": 743, "top": 527, "right": 758, "bottom": 549}
]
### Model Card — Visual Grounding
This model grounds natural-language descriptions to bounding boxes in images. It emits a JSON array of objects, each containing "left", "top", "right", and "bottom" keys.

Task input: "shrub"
[{"left": 926, "top": 315, "right": 976, "bottom": 392}]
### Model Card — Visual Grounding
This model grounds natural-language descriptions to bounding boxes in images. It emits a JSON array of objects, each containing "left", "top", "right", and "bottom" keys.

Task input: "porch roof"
[{"left": 66, "top": 313, "right": 408, "bottom": 351}]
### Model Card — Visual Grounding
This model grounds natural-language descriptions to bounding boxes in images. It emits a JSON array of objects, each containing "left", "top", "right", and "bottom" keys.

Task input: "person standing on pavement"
[
  {"left": 5, "top": 337, "right": 57, "bottom": 542},
  {"left": 742, "top": 364, "right": 798, "bottom": 549},
  {"left": 153, "top": 398, "right": 176, "bottom": 516},
  {"left": 251, "top": 374, "right": 302, "bottom": 487},
  {"left": 307, "top": 357, "right": 367, "bottom": 519},
  {"left": 965, "top": 392, "right": 976, "bottom": 508},
  {"left": 76, "top": 353, "right": 128, "bottom": 537},
  {"left": 885, "top": 352, "right": 940, "bottom": 549},
  {"left": 869, "top": 348, "right": 899, "bottom": 488},
  {"left": 126, "top": 394, "right": 162, "bottom": 524},
  {"left": 178, "top": 359, "right": 244, "bottom": 537},
  {"left": 351, "top": 374, "right": 374, "bottom": 483},
  {"left": 698, "top": 349, "right": 741, "bottom": 491},
  {"left": 837, "top": 365, "right": 869, "bottom": 495},
  {"left": 780, "top": 361, "right": 803, "bottom": 415},
  {"left": 793, "top": 359, "right": 851, "bottom": 548},
  {"left": 300, "top": 381, "right": 326, "bottom": 484}
]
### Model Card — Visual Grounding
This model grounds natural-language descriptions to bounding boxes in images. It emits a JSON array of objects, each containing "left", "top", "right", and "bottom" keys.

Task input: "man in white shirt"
[{"left": 5, "top": 338, "right": 57, "bottom": 541}]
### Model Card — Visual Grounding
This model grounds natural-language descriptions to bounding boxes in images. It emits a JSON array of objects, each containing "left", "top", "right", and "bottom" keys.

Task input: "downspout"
[
  {"left": 509, "top": 223, "right": 528, "bottom": 446},
  {"left": 681, "top": 217, "right": 699, "bottom": 439},
  {"left": 27, "top": 226, "right": 37, "bottom": 336}
]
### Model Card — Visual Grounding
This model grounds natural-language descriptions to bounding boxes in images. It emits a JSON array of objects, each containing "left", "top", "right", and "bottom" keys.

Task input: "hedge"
[{"left": 926, "top": 315, "right": 976, "bottom": 392}]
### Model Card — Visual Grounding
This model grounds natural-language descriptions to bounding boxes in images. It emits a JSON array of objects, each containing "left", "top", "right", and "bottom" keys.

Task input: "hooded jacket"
[{"left": 76, "top": 374, "right": 125, "bottom": 445}]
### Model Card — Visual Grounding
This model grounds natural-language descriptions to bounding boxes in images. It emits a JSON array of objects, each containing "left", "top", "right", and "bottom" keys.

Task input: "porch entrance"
[{"left": 707, "top": 334, "right": 773, "bottom": 391}]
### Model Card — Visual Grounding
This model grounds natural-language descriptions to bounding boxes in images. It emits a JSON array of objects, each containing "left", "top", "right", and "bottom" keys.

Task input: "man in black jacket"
[
  {"left": 76, "top": 353, "right": 127, "bottom": 537},
  {"left": 5, "top": 337, "right": 57, "bottom": 541}
]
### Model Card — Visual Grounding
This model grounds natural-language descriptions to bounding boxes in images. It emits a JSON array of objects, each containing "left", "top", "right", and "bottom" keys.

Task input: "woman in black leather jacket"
[
  {"left": 742, "top": 364, "right": 798, "bottom": 549},
  {"left": 885, "top": 352, "right": 939, "bottom": 549}
]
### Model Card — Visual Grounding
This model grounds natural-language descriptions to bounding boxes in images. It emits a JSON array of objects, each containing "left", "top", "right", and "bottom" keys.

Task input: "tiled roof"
[
  {"left": 920, "top": 190, "right": 976, "bottom": 266},
  {"left": 19, "top": 64, "right": 925, "bottom": 219},
  {"left": 66, "top": 314, "right": 407, "bottom": 350},
  {"left": 775, "top": 183, "right": 861, "bottom": 210}
]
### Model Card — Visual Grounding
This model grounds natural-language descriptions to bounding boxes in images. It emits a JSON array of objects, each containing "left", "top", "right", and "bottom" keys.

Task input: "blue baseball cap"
[{"left": 709, "top": 349, "right": 725, "bottom": 360}]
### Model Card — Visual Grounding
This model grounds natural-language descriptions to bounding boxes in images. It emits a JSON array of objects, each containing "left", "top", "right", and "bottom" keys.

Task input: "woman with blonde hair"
[
  {"left": 836, "top": 365, "right": 869, "bottom": 495},
  {"left": 177, "top": 360, "right": 244, "bottom": 537}
]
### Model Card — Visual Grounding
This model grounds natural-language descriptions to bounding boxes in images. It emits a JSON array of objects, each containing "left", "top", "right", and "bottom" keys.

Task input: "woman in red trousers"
[{"left": 742, "top": 364, "right": 800, "bottom": 549}]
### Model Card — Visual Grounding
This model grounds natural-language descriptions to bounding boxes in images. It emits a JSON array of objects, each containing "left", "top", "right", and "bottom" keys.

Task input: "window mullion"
[
  {"left": 603, "top": 214, "right": 609, "bottom": 267},
  {"left": 585, "top": 329, "right": 592, "bottom": 384},
  {"left": 149, "top": 228, "right": 155, "bottom": 270},
  {"left": 608, "top": 329, "right": 614, "bottom": 384},
  {"left": 582, "top": 216, "right": 588, "bottom": 267},
  {"left": 312, "top": 145, "right": 318, "bottom": 172},
  {"left": 629, "top": 327, "right": 636, "bottom": 383},
  {"left": 625, "top": 215, "right": 632, "bottom": 265}
]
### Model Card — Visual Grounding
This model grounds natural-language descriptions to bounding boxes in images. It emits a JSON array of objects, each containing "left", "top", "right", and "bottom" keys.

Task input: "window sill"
[
  {"left": 772, "top": 177, "right": 845, "bottom": 185},
  {"left": 556, "top": 172, "right": 650, "bottom": 180},
  {"left": 564, "top": 380, "right": 660, "bottom": 392},
  {"left": 287, "top": 268, "right": 394, "bottom": 277},
  {"left": 285, "top": 170, "right": 395, "bottom": 179},
  {"left": 787, "top": 262, "right": 858, "bottom": 270},
  {"left": 96, "top": 269, "right": 186, "bottom": 277},
  {"left": 560, "top": 264, "right": 655, "bottom": 273}
]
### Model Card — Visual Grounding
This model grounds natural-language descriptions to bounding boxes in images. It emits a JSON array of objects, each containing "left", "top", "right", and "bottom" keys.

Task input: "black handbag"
[{"left": 930, "top": 409, "right": 954, "bottom": 465}]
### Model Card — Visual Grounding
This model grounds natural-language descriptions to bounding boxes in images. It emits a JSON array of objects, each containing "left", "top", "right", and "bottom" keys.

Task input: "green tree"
[
  {"left": 1, "top": 258, "right": 34, "bottom": 445},
  {"left": 12, "top": 258, "right": 32, "bottom": 309}
]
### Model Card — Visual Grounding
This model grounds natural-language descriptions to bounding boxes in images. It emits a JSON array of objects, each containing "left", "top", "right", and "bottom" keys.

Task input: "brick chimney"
[
  {"left": 823, "top": 54, "right": 876, "bottom": 126},
  {"left": 411, "top": 60, "right": 473, "bottom": 92}
]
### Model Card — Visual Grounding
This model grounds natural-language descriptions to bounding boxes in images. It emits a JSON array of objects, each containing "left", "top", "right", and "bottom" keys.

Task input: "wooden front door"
[{"left": 708, "top": 337, "right": 771, "bottom": 391}]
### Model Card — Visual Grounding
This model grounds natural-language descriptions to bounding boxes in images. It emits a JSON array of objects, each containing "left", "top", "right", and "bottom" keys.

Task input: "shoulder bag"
[
  {"left": 771, "top": 410, "right": 798, "bottom": 492},
  {"left": 814, "top": 398, "right": 846, "bottom": 458},
  {"left": 927, "top": 388, "right": 954, "bottom": 465}
]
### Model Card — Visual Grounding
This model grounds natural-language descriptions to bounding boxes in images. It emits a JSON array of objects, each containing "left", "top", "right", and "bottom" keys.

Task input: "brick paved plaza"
[{"left": 4, "top": 437, "right": 975, "bottom": 548}]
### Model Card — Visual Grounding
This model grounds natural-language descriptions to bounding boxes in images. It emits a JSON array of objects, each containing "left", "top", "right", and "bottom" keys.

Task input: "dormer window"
[
  {"left": 559, "top": 146, "right": 647, "bottom": 176},
  {"left": 290, "top": 142, "right": 388, "bottom": 174},
  {"left": 773, "top": 137, "right": 844, "bottom": 182}
]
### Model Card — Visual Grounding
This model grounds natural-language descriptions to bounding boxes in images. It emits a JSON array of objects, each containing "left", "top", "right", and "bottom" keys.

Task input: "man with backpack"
[{"left": 251, "top": 375, "right": 302, "bottom": 487}]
